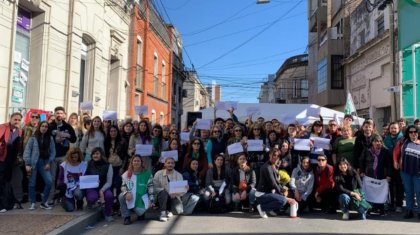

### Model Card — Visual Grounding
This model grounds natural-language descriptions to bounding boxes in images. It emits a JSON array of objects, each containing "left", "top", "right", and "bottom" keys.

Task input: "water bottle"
[{"left": 290, "top": 202, "right": 299, "bottom": 218}]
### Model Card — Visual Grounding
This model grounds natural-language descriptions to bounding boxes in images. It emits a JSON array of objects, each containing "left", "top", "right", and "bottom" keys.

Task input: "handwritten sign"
[
  {"left": 168, "top": 180, "right": 188, "bottom": 194},
  {"left": 79, "top": 175, "right": 99, "bottom": 189},
  {"left": 196, "top": 119, "right": 212, "bottom": 130},
  {"left": 161, "top": 150, "right": 178, "bottom": 163},
  {"left": 227, "top": 142, "right": 244, "bottom": 155},
  {"left": 135, "top": 105, "right": 148, "bottom": 115},
  {"left": 103, "top": 111, "right": 117, "bottom": 121},
  {"left": 80, "top": 101, "right": 93, "bottom": 111},
  {"left": 247, "top": 139, "right": 264, "bottom": 152},
  {"left": 135, "top": 144, "right": 153, "bottom": 156},
  {"left": 294, "top": 139, "right": 311, "bottom": 151}
]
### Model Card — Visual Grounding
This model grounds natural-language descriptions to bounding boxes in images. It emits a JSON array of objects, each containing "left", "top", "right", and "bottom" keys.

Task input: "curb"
[{"left": 46, "top": 209, "right": 102, "bottom": 235}]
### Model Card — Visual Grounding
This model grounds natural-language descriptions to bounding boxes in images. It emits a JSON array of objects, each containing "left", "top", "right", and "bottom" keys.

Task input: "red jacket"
[
  {"left": 314, "top": 164, "right": 334, "bottom": 195},
  {"left": 393, "top": 137, "right": 405, "bottom": 167},
  {"left": 0, "top": 123, "right": 23, "bottom": 162}
]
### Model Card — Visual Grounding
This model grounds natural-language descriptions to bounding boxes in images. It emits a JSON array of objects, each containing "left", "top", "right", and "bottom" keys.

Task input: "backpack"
[
  {"left": 0, "top": 181, "right": 15, "bottom": 210},
  {"left": 208, "top": 192, "right": 227, "bottom": 213}
]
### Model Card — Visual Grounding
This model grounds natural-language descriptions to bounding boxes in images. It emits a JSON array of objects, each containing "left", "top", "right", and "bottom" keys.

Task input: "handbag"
[
  {"left": 108, "top": 152, "right": 122, "bottom": 167},
  {"left": 239, "top": 180, "right": 247, "bottom": 191}
]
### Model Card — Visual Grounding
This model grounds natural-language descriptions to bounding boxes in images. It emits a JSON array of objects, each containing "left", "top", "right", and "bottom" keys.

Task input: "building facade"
[
  {"left": 258, "top": 74, "right": 275, "bottom": 103},
  {"left": 273, "top": 54, "right": 309, "bottom": 104},
  {"left": 0, "top": 0, "right": 132, "bottom": 122},
  {"left": 127, "top": 1, "right": 172, "bottom": 125}
]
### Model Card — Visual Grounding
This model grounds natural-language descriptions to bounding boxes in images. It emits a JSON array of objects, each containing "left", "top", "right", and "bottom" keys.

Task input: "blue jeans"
[
  {"left": 400, "top": 171, "right": 420, "bottom": 212},
  {"left": 338, "top": 193, "right": 367, "bottom": 219},
  {"left": 29, "top": 159, "right": 52, "bottom": 204},
  {"left": 256, "top": 193, "right": 287, "bottom": 212}
]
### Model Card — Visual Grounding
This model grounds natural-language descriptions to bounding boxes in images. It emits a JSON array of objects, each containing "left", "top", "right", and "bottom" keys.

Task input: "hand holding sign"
[
  {"left": 135, "top": 106, "right": 148, "bottom": 115},
  {"left": 103, "top": 111, "right": 117, "bottom": 121}
]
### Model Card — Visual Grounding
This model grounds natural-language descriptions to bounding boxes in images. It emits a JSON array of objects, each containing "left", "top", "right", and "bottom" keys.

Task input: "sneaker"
[
  {"left": 159, "top": 211, "right": 168, "bottom": 222},
  {"left": 395, "top": 207, "right": 403, "bottom": 213},
  {"left": 0, "top": 209, "right": 6, "bottom": 213},
  {"left": 360, "top": 212, "right": 367, "bottom": 220},
  {"left": 342, "top": 212, "right": 349, "bottom": 220},
  {"left": 29, "top": 203, "right": 36, "bottom": 210},
  {"left": 256, "top": 204, "right": 268, "bottom": 219},
  {"left": 267, "top": 210, "right": 278, "bottom": 216},
  {"left": 105, "top": 216, "right": 114, "bottom": 222},
  {"left": 40, "top": 203, "right": 52, "bottom": 210},
  {"left": 47, "top": 200, "right": 55, "bottom": 206},
  {"left": 123, "top": 217, "right": 131, "bottom": 225},
  {"left": 166, "top": 211, "right": 173, "bottom": 218}
]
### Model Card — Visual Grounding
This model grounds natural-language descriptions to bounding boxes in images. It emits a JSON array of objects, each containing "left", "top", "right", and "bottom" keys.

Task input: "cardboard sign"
[{"left": 135, "top": 105, "right": 148, "bottom": 115}]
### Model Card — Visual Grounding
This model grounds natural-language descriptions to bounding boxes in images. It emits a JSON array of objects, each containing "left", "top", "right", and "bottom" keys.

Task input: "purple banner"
[{"left": 17, "top": 8, "right": 31, "bottom": 32}]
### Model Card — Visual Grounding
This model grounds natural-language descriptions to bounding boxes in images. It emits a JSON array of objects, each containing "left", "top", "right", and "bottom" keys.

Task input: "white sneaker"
[
  {"left": 166, "top": 211, "right": 173, "bottom": 218},
  {"left": 159, "top": 211, "right": 168, "bottom": 222},
  {"left": 342, "top": 212, "right": 350, "bottom": 220},
  {"left": 40, "top": 203, "right": 52, "bottom": 210},
  {"left": 256, "top": 204, "right": 268, "bottom": 219},
  {"left": 0, "top": 209, "right": 6, "bottom": 213},
  {"left": 29, "top": 203, "right": 36, "bottom": 210}
]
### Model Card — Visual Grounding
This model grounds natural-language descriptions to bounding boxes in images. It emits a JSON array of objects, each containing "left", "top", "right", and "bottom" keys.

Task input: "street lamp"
[{"left": 257, "top": 0, "right": 270, "bottom": 4}]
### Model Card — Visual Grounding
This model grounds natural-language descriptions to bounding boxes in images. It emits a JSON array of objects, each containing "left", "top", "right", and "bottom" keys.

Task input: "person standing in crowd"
[
  {"left": 312, "top": 152, "right": 336, "bottom": 213},
  {"left": 68, "top": 113, "right": 83, "bottom": 148},
  {"left": 184, "top": 138, "right": 208, "bottom": 183},
  {"left": 23, "top": 112, "right": 40, "bottom": 149},
  {"left": 119, "top": 155, "right": 154, "bottom": 225},
  {"left": 0, "top": 112, "right": 23, "bottom": 213},
  {"left": 285, "top": 124, "right": 300, "bottom": 170},
  {"left": 278, "top": 139, "right": 292, "bottom": 175},
  {"left": 246, "top": 123, "right": 266, "bottom": 182},
  {"left": 49, "top": 106, "right": 77, "bottom": 205},
  {"left": 266, "top": 130, "right": 280, "bottom": 150},
  {"left": 290, "top": 156, "right": 314, "bottom": 213},
  {"left": 166, "top": 138, "right": 183, "bottom": 172},
  {"left": 80, "top": 116, "right": 106, "bottom": 162},
  {"left": 335, "top": 159, "right": 370, "bottom": 220},
  {"left": 189, "top": 121, "right": 211, "bottom": 152},
  {"left": 397, "top": 118, "right": 407, "bottom": 133},
  {"left": 23, "top": 121, "right": 55, "bottom": 210},
  {"left": 230, "top": 153, "right": 256, "bottom": 212},
  {"left": 56, "top": 147, "right": 87, "bottom": 212},
  {"left": 120, "top": 122, "right": 134, "bottom": 145},
  {"left": 332, "top": 126, "right": 355, "bottom": 166},
  {"left": 305, "top": 119, "right": 326, "bottom": 167},
  {"left": 154, "top": 157, "right": 199, "bottom": 222},
  {"left": 85, "top": 148, "right": 114, "bottom": 222},
  {"left": 352, "top": 120, "right": 375, "bottom": 172},
  {"left": 103, "top": 120, "right": 111, "bottom": 136},
  {"left": 226, "top": 125, "right": 246, "bottom": 169},
  {"left": 151, "top": 124, "right": 164, "bottom": 173},
  {"left": 255, "top": 149, "right": 297, "bottom": 219},
  {"left": 359, "top": 134, "right": 391, "bottom": 215},
  {"left": 382, "top": 123, "right": 390, "bottom": 139},
  {"left": 128, "top": 120, "right": 151, "bottom": 169},
  {"left": 394, "top": 125, "right": 420, "bottom": 219},
  {"left": 384, "top": 122, "right": 404, "bottom": 212},
  {"left": 207, "top": 125, "right": 228, "bottom": 169}
]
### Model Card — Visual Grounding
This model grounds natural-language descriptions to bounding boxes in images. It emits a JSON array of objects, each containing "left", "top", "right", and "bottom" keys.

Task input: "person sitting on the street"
[
  {"left": 335, "top": 159, "right": 371, "bottom": 220},
  {"left": 312, "top": 152, "right": 336, "bottom": 213},
  {"left": 119, "top": 155, "right": 154, "bottom": 225},
  {"left": 290, "top": 156, "right": 314, "bottom": 213},
  {"left": 56, "top": 147, "right": 87, "bottom": 212},
  {"left": 182, "top": 159, "right": 204, "bottom": 210},
  {"left": 204, "top": 154, "right": 231, "bottom": 211},
  {"left": 255, "top": 149, "right": 297, "bottom": 218},
  {"left": 23, "top": 121, "right": 56, "bottom": 210},
  {"left": 154, "top": 157, "right": 199, "bottom": 222},
  {"left": 85, "top": 147, "right": 114, "bottom": 222},
  {"left": 230, "top": 153, "right": 256, "bottom": 212}
]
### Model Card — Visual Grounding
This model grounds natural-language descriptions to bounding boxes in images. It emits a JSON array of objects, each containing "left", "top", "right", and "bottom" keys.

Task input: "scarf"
[{"left": 369, "top": 147, "right": 381, "bottom": 178}]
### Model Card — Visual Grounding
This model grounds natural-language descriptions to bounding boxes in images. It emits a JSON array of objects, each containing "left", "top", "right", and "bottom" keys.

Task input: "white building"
[{"left": 0, "top": 0, "right": 131, "bottom": 122}]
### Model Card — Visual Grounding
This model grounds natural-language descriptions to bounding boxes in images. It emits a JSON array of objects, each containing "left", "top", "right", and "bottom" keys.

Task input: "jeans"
[
  {"left": 49, "top": 156, "right": 65, "bottom": 201},
  {"left": 118, "top": 193, "right": 147, "bottom": 218},
  {"left": 157, "top": 190, "right": 199, "bottom": 215},
  {"left": 232, "top": 188, "right": 256, "bottom": 205},
  {"left": 86, "top": 189, "right": 114, "bottom": 216},
  {"left": 338, "top": 193, "right": 367, "bottom": 219},
  {"left": 28, "top": 159, "right": 52, "bottom": 204},
  {"left": 256, "top": 193, "right": 287, "bottom": 212},
  {"left": 62, "top": 188, "right": 84, "bottom": 212},
  {"left": 400, "top": 171, "right": 420, "bottom": 212}
]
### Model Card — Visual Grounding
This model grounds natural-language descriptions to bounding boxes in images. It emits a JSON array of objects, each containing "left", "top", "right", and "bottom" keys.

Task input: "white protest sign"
[
  {"left": 312, "top": 137, "right": 331, "bottom": 150},
  {"left": 103, "top": 111, "right": 117, "bottom": 121},
  {"left": 135, "top": 105, "right": 148, "bottom": 115},
  {"left": 79, "top": 175, "right": 99, "bottom": 189},
  {"left": 168, "top": 180, "right": 188, "bottom": 194},
  {"left": 227, "top": 142, "right": 244, "bottom": 155},
  {"left": 180, "top": 132, "right": 190, "bottom": 144},
  {"left": 294, "top": 139, "right": 311, "bottom": 151},
  {"left": 246, "top": 106, "right": 261, "bottom": 116},
  {"left": 216, "top": 101, "right": 238, "bottom": 110},
  {"left": 135, "top": 144, "right": 153, "bottom": 156},
  {"left": 196, "top": 119, "right": 212, "bottom": 130},
  {"left": 247, "top": 139, "right": 264, "bottom": 152},
  {"left": 161, "top": 150, "right": 178, "bottom": 163},
  {"left": 80, "top": 101, "right": 93, "bottom": 111}
]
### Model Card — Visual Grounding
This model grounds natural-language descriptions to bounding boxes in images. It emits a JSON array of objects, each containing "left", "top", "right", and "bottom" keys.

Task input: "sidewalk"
[{"left": 0, "top": 202, "right": 102, "bottom": 235}]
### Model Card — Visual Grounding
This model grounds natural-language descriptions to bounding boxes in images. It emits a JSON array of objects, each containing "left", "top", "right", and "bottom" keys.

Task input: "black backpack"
[
  {"left": 0, "top": 181, "right": 15, "bottom": 211},
  {"left": 208, "top": 193, "right": 227, "bottom": 213}
]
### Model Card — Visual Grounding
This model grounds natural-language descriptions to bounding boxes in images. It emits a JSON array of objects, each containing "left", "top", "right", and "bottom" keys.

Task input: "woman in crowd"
[
  {"left": 68, "top": 113, "right": 83, "bottom": 148},
  {"left": 183, "top": 159, "right": 204, "bottom": 210},
  {"left": 80, "top": 116, "right": 106, "bottom": 161},
  {"left": 154, "top": 157, "right": 200, "bottom": 222},
  {"left": 230, "top": 153, "right": 256, "bottom": 212},
  {"left": 23, "top": 121, "right": 55, "bottom": 210},
  {"left": 184, "top": 138, "right": 208, "bottom": 183},
  {"left": 204, "top": 154, "right": 231, "bottom": 208},
  {"left": 305, "top": 120, "right": 326, "bottom": 166},
  {"left": 56, "top": 147, "right": 87, "bottom": 212},
  {"left": 285, "top": 124, "right": 300, "bottom": 170},
  {"left": 166, "top": 138, "right": 183, "bottom": 172},
  {"left": 120, "top": 122, "right": 134, "bottom": 145},
  {"left": 189, "top": 121, "right": 211, "bottom": 152},
  {"left": 335, "top": 159, "right": 371, "bottom": 220},
  {"left": 128, "top": 120, "right": 151, "bottom": 169},
  {"left": 395, "top": 125, "right": 420, "bottom": 219},
  {"left": 255, "top": 149, "right": 297, "bottom": 219},
  {"left": 313, "top": 152, "right": 336, "bottom": 213},
  {"left": 105, "top": 125, "right": 127, "bottom": 198},
  {"left": 359, "top": 134, "right": 391, "bottom": 215},
  {"left": 119, "top": 155, "right": 154, "bottom": 225},
  {"left": 266, "top": 130, "right": 280, "bottom": 150},
  {"left": 151, "top": 124, "right": 164, "bottom": 173},
  {"left": 207, "top": 125, "right": 228, "bottom": 169},
  {"left": 278, "top": 139, "right": 292, "bottom": 175},
  {"left": 226, "top": 125, "right": 246, "bottom": 169},
  {"left": 85, "top": 147, "right": 114, "bottom": 221},
  {"left": 290, "top": 156, "right": 314, "bottom": 213},
  {"left": 246, "top": 123, "right": 266, "bottom": 182},
  {"left": 332, "top": 125, "right": 355, "bottom": 166}
]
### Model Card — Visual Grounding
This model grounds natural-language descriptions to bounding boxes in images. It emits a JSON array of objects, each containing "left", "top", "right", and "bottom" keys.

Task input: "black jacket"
[
  {"left": 353, "top": 133, "right": 375, "bottom": 169},
  {"left": 231, "top": 167, "right": 256, "bottom": 194},
  {"left": 335, "top": 169, "right": 362, "bottom": 196},
  {"left": 50, "top": 121, "right": 76, "bottom": 157},
  {"left": 359, "top": 147, "right": 391, "bottom": 180},
  {"left": 257, "top": 161, "right": 282, "bottom": 194}
]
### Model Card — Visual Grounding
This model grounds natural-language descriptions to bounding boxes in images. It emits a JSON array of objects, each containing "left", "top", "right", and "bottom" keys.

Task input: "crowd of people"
[{"left": 0, "top": 106, "right": 419, "bottom": 225}]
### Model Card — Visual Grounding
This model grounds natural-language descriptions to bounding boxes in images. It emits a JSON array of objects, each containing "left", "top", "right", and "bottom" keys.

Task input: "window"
[
  {"left": 301, "top": 80, "right": 308, "bottom": 97},
  {"left": 377, "top": 16, "right": 385, "bottom": 35},
  {"left": 161, "top": 61, "right": 166, "bottom": 99},
  {"left": 80, "top": 34, "right": 95, "bottom": 104},
  {"left": 153, "top": 53, "right": 158, "bottom": 95},
  {"left": 317, "top": 58, "right": 328, "bottom": 93},
  {"left": 151, "top": 109, "right": 156, "bottom": 125},
  {"left": 136, "top": 38, "right": 143, "bottom": 90},
  {"left": 160, "top": 112, "right": 164, "bottom": 125},
  {"left": 331, "top": 55, "right": 344, "bottom": 89}
]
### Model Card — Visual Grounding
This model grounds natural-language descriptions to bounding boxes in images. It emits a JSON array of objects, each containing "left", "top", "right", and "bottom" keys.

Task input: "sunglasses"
[
  {"left": 409, "top": 131, "right": 418, "bottom": 134},
  {"left": 170, "top": 132, "right": 178, "bottom": 135},
  {"left": 253, "top": 128, "right": 260, "bottom": 131},
  {"left": 193, "top": 142, "right": 201, "bottom": 145},
  {"left": 31, "top": 116, "right": 39, "bottom": 119},
  {"left": 234, "top": 129, "right": 242, "bottom": 132},
  {"left": 213, "top": 130, "right": 221, "bottom": 133},
  {"left": 318, "top": 159, "right": 327, "bottom": 162}
]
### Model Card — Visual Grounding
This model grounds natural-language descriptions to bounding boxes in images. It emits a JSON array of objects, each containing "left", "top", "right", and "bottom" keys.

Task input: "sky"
[{"left": 154, "top": 0, "right": 308, "bottom": 103}]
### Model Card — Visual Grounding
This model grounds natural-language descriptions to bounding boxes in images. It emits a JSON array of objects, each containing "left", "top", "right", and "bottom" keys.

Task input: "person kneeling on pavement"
[
  {"left": 154, "top": 157, "right": 200, "bottom": 222},
  {"left": 335, "top": 159, "right": 371, "bottom": 220},
  {"left": 255, "top": 149, "right": 297, "bottom": 218},
  {"left": 119, "top": 155, "right": 154, "bottom": 225}
]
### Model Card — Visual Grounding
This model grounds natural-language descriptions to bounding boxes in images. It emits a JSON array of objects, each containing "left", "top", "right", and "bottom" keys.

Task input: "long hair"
[
  {"left": 404, "top": 125, "right": 419, "bottom": 140},
  {"left": 212, "top": 154, "right": 226, "bottom": 180},
  {"left": 187, "top": 138, "right": 206, "bottom": 158},
  {"left": 33, "top": 121, "right": 51, "bottom": 157},
  {"left": 248, "top": 123, "right": 265, "bottom": 139},
  {"left": 134, "top": 120, "right": 151, "bottom": 141},
  {"left": 104, "top": 125, "right": 122, "bottom": 157},
  {"left": 87, "top": 116, "right": 105, "bottom": 138},
  {"left": 90, "top": 147, "right": 107, "bottom": 163},
  {"left": 127, "top": 155, "right": 145, "bottom": 178}
]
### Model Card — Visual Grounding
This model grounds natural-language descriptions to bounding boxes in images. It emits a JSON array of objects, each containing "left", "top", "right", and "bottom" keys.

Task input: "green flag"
[{"left": 344, "top": 92, "right": 356, "bottom": 115}]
